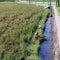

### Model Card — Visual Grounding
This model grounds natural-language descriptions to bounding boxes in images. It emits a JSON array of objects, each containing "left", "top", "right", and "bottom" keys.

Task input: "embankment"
[{"left": 52, "top": 5, "right": 60, "bottom": 60}]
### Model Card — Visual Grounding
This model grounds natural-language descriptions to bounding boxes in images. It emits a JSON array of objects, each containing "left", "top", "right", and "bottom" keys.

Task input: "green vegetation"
[
  {"left": 32, "top": 0, "right": 56, "bottom": 2},
  {"left": 0, "top": 0, "right": 56, "bottom": 2},
  {"left": 0, "top": 2, "right": 49, "bottom": 60},
  {"left": 25, "top": 9, "right": 49, "bottom": 60},
  {"left": 0, "top": 0, "right": 15, "bottom": 2},
  {"left": 57, "top": 7, "right": 60, "bottom": 15}
]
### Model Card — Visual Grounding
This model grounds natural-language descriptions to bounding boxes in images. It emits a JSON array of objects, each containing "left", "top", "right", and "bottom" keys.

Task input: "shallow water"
[{"left": 39, "top": 16, "right": 52, "bottom": 60}]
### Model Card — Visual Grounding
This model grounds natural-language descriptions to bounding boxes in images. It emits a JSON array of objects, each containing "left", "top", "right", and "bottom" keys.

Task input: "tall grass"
[{"left": 0, "top": 2, "right": 49, "bottom": 60}]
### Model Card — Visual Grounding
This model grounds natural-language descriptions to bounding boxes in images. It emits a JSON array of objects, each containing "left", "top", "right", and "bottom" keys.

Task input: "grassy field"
[
  {"left": 0, "top": 0, "right": 56, "bottom": 2},
  {"left": 0, "top": 0, "right": 15, "bottom": 2},
  {"left": 0, "top": 2, "right": 49, "bottom": 60}
]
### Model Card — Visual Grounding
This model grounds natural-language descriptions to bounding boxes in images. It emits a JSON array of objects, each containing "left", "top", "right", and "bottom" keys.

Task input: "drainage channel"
[{"left": 39, "top": 16, "right": 52, "bottom": 60}]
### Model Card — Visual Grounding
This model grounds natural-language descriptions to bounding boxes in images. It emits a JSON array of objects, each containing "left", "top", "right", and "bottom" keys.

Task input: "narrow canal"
[{"left": 39, "top": 16, "right": 52, "bottom": 60}]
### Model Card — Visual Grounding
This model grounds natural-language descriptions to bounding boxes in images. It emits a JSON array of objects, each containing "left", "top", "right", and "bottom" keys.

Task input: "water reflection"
[{"left": 39, "top": 16, "right": 52, "bottom": 60}]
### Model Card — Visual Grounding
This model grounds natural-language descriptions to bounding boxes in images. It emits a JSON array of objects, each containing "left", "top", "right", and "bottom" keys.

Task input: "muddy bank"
[{"left": 51, "top": 6, "right": 60, "bottom": 60}]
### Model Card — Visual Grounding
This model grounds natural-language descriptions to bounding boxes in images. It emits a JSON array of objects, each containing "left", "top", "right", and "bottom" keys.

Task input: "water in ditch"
[{"left": 39, "top": 16, "right": 52, "bottom": 60}]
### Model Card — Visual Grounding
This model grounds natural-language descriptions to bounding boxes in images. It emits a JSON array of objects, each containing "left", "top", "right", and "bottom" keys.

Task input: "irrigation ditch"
[{"left": 38, "top": 7, "right": 53, "bottom": 60}]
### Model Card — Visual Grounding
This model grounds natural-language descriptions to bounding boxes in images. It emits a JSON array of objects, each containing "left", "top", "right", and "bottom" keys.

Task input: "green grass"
[
  {"left": 25, "top": 40, "right": 40, "bottom": 60},
  {"left": 32, "top": 0, "right": 56, "bottom": 2},
  {"left": 57, "top": 7, "right": 60, "bottom": 16},
  {"left": 0, "top": 2, "right": 49, "bottom": 60},
  {"left": 0, "top": 0, "right": 15, "bottom": 2},
  {"left": 0, "top": 0, "right": 56, "bottom": 2},
  {"left": 25, "top": 9, "right": 49, "bottom": 60}
]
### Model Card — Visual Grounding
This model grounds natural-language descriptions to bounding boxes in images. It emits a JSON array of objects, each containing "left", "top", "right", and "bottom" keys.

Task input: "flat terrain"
[
  {"left": 52, "top": 5, "right": 60, "bottom": 60},
  {"left": 0, "top": 0, "right": 56, "bottom": 2},
  {"left": 0, "top": 2, "right": 49, "bottom": 60}
]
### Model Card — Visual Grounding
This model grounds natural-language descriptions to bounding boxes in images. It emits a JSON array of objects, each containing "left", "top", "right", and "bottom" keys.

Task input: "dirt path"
[{"left": 52, "top": 5, "right": 60, "bottom": 60}]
